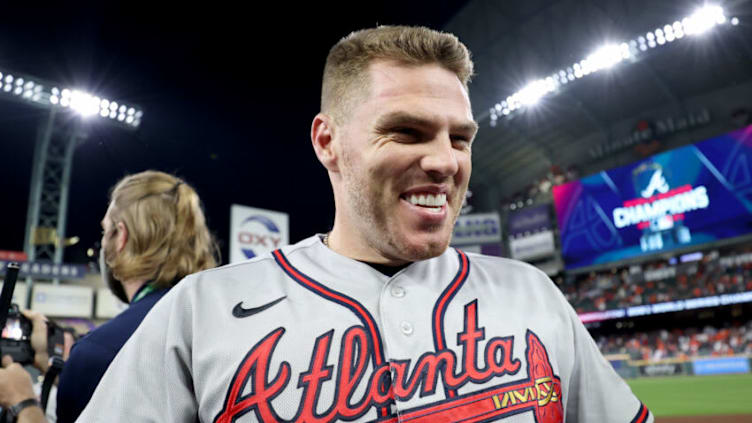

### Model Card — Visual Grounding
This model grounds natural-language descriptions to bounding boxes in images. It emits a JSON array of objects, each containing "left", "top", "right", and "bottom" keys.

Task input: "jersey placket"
[{"left": 377, "top": 251, "right": 469, "bottom": 419}]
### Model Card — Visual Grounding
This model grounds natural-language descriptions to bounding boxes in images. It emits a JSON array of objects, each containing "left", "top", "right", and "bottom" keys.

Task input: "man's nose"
[{"left": 421, "top": 136, "right": 460, "bottom": 178}]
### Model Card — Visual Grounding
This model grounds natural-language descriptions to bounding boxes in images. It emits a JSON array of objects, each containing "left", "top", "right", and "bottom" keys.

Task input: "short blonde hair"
[
  {"left": 321, "top": 25, "right": 474, "bottom": 124},
  {"left": 106, "top": 170, "right": 219, "bottom": 289}
]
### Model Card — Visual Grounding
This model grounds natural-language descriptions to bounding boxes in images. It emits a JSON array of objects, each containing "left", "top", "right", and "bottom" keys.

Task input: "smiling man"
[
  {"left": 315, "top": 56, "right": 477, "bottom": 264},
  {"left": 78, "top": 26, "right": 651, "bottom": 423}
]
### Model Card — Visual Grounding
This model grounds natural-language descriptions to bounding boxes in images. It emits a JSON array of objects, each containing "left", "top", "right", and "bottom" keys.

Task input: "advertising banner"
[
  {"left": 0, "top": 260, "right": 87, "bottom": 279},
  {"left": 579, "top": 291, "right": 752, "bottom": 323},
  {"left": 554, "top": 124, "right": 752, "bottom": 269},
  {"left": 638, "top": 362, "right": 686, "bottom": 377},
  {"left": 507, "top": 205, "right": 551, "bottom": 237},
  {"left": 451, "top": 212, "right": 501, "bottom": 247},
  {"left": 230, "top": 205, "right": 289, "bottom": 264},
  {"left": 31, "top": 284, "right": 93, "bottom": 318},
  {"left": 0, "top": 250, "right": 27, "bottom": 261},
  {"left": 509, "top": 230, "right": 555, "bottom": 261},
  {"left": 692, "top": 357, "right": 751, "bottom": 375}
]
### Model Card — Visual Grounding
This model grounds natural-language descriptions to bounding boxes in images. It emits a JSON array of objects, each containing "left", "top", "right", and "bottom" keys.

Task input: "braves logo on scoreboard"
[
  {"left": 213, "top": 300, "right": 563, "bottom": 423},
  {"left": 611, "top": 162, "right": 709, "bottom": 230},
  {"left": 639, "top": 167, "right": 669, "bottom": 198}
]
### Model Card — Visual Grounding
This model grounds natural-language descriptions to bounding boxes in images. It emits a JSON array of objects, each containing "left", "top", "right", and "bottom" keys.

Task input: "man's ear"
[
  {"left": 115, "top": 221, "right": 128, "bottom": 253},
  {"left": 311, "top": 113, "right": 339, "bottom": 172}
]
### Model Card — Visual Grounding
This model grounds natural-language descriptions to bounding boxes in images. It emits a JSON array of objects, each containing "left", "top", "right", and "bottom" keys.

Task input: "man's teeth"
[{"left": 407, "top": 193, "right": 447, "bottom": 208}]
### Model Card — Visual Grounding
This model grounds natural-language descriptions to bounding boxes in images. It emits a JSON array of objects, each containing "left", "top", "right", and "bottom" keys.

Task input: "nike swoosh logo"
[{"left": 232, "top": 296, "right": 286, "bottom": 318}]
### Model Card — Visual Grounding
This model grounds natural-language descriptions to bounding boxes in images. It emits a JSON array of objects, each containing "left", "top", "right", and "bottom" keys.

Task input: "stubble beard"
[{"left": 342, "top": 165, "right": 452, "bottom": 262}]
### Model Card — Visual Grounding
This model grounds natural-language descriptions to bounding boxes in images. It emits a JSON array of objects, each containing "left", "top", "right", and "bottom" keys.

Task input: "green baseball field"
[{"left": 626, "top": 373, "right": 752, "bottom": 421}]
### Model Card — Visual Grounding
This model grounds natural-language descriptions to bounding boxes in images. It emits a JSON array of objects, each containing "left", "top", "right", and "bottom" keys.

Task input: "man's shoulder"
[
  {"left": 176, "top": 235, "right": 322, "bottom": 288},
  {"left": 461, "top": 250, "right": 544, "bottom": 274},
  {"left": 457, "top": 251, "right": 572, "bottom": 314},
  {"left": 457, "top": 250, "right": 554, "bottom": 285}
]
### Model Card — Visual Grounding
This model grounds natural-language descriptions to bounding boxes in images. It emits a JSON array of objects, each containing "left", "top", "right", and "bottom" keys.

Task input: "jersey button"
[
  {"left": 400, "top": 321, "right": 413, "bottom": 336},
  {"left": 390, "top": 286, "right": 406, "bottom": 298}
]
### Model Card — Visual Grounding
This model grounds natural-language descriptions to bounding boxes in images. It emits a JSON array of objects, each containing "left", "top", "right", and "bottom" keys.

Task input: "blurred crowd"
[
  {"left": 561, "top": 253, "right": 752, "bottom": 314},
  {"left": 503, "top": 164, "right": 579, "bottom": 210},
  {"left": 596, "top": 320, "right": 752, "bottom": 361}
]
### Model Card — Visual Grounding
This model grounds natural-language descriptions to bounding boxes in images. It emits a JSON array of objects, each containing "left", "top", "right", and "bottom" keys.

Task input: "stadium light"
[
  {"left": 683, "top": 5, "right": 725, "bottom": 35},
  {"left": 69, "top": 90, "right": 99, "bottom": 117},
  {"left": 585, "top": 44, "right": 626, "bottom": 71},
  {"left": 0, "top": 67, "right": 146, "bottom": 289},
  {"left": 518, "top": 79, "right": 556, "bottom": 106},
  {"left": 488, "top": 5, "right": 739, "bottom": 125},
  {"left": 0, "top": 68, "right": 143, "bottom": 128}
]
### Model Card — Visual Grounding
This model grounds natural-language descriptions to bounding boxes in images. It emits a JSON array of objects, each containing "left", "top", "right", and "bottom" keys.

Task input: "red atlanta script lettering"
[{"left": 214, "top": 302, "right": 559, "bottom": 423}]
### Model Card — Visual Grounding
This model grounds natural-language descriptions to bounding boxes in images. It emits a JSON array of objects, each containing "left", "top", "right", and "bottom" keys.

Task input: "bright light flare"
[
  {"left": 684, "top": 5, "right": 726, "bottom": 35},
  {"left": 585, "top": 44, "right": 625, "bottom": 72},
  {"left": 517, "top": 79, "right": 555, "bottom": 106},
  {"left": 69, "top": 90, "right": 100, "bottom": 117}
]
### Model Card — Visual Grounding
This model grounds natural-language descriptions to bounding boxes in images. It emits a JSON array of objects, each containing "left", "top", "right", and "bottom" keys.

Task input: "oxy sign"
[{"left": 230, "top": 204, "right": 289, "bottom": 264}]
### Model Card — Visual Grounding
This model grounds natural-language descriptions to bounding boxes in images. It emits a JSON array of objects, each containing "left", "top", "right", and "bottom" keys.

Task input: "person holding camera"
[
  {"left": 0, "top": 355, "right": 46, "bottom": 422},
  {"left": 0, "top": 170, "right": 219, "bottom": 423}
]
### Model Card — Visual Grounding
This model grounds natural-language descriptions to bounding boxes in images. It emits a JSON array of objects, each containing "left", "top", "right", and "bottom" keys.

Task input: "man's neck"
[
  {"left": 326, "top": 227, "right": 410, "bottom": 266},
  {"left": 122, "top": 278, "right": 149, "bottom": 302},
  {"left": 360, "top": 261, "right": 410, "bottom": 277}
]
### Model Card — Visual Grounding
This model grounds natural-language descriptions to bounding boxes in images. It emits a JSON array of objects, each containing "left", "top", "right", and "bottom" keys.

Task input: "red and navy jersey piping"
[
  {"left": 273, "top": 249, "right": 394, "bottom": 418},
  {"left": 431, "top": 249, "right": 471, "bottom": 399},
  {"left": 630, "top": 403, "right": 651, "bottom": 423}
]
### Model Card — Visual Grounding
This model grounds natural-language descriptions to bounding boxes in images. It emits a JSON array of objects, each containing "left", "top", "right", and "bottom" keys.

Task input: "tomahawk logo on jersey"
[{"left": 77, "top": 236, "right": 652, "bottom": 423}]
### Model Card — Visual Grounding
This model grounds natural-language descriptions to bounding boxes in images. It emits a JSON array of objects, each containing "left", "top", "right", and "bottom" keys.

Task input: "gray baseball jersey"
[{"left": 77, "top": 235, "right": 652, "bottom": 423}]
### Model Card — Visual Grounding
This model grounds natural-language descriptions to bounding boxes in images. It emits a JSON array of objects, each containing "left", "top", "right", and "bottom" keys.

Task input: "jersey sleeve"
[
  {"left": 563, "top": 302, "right": 653, "bottom": 423},
  {"left": 75, "top": 275, "right": 198, "bottom": 422}
]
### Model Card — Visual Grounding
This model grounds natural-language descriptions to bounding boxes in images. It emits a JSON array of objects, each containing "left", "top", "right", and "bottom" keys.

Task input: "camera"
[{"left": 0, "top": 303, "right": 71, "bottom": 365}]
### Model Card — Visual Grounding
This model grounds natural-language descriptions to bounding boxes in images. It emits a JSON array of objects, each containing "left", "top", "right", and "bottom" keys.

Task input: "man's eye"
[
  {"left": 393, "top": 127, "right": 421, "bottom": 138},
  {"left": 451, "top": 135, "right": 471, "bottom": 146}
]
